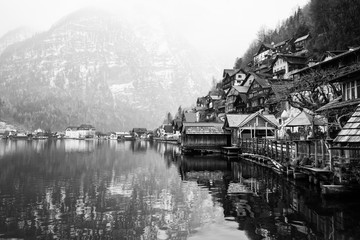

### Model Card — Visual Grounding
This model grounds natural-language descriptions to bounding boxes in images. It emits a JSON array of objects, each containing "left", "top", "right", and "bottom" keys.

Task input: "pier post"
[
  {"left": 280, "top": 141, "right": 284, "bottom": 163},
  {"left": 271, "top": 140, "right": 274, "bottom": 158},
  {"left": 256, "top": 138, "right": 258, "bottom": 154},
  {"left": 275, "top": 141, "right": 278, "bottom": 160}
]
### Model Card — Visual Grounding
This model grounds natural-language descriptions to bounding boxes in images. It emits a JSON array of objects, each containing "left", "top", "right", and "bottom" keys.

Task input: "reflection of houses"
[{"left": 181, "top": 122, "right": 230, "bottom": 151}]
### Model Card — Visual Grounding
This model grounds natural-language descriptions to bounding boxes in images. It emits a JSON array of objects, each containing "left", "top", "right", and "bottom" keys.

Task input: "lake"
[{"left": 0, "top": 140, "right": 359, "bottom": 239}]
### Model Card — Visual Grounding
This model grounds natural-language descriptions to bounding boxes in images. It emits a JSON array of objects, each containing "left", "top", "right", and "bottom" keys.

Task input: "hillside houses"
[{"left": 185, "top": 33, "right": 360, "bottom": 151}]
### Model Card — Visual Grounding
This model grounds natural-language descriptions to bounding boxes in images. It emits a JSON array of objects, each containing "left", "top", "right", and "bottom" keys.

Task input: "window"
[{"left": 344, "top": 80, "right": 360, "bottom": 100}]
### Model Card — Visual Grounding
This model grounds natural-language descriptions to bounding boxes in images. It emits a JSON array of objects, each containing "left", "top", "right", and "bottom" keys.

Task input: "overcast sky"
[{"left": 0, "top": 0, "right": 309, "bottom": 72}]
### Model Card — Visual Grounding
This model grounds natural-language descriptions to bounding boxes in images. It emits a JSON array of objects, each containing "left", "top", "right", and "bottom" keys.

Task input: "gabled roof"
[
  {"left": 254, "top": 43, "right": 274, "bottom": 57},
  {"left": 272, "top": 54, "right": 307, "bottom": 66},
  {"left": 223, "top": 69, "right": 238, "bottom": 78},
  {"left": 66, "top": 126, "right": 78, "bottom": 131},
  {"left": 294, "top": 34, "right": 310, "bottom": 44},
  {"left": 233, "top": 86, "right": 249, "bottom": 93},
  {"left": 225, "top": 114, "right": 250, "bottom": 128},
  {"left": 284, "top": 111, "right": 327, "bottom": 127},
  {"left": 249, "top": 72, "right": 271, "bottom": 88},
  {"left": 133, "top": 128, "right": 147, "bottom": 133},
  {"left": 181, "top": 122, "right": 226, "bottom": 134},
  {"left": 184, "top": 112, "right": 197, "bottom": 122},
  {"left": 334, "top": 104, "right": 360, "bottom": 143},
  {"left": 238, "top": 111, "right": 279, "bottom": 128}
]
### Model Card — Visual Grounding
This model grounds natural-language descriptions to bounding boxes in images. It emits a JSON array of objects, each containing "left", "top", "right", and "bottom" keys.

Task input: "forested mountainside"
[
  {"left": 237, "top": 0, "right": 360, "bottom": 68},
  {"left": 0, "top": 8, "right": 213, "bottom": 131}
]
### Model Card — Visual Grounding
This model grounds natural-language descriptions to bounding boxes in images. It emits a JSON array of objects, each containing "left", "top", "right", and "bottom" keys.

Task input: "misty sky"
[{"left": 0, "top": 0, "right": 309, "bottom": 73}]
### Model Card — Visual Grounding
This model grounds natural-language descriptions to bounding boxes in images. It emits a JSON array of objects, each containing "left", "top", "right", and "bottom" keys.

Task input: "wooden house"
[
  {"left": 224, "top": 114, "right": 251, "bottom": 145},
  {"left": 294, "top": 34, "right": 311, "bottom": 53},
  {"left": 265, "top": 81, "right": 293, "bottom": 117},
  {"left": 273, "top": 38, "right": 295, "bottom": 54},
  {"left": 227, "top": 111, "right": 279, "bottom": 139},
  {"left": 245, "top": 72, "right": 272, "bottom": 113},
  {"left": 253, "top": 43, "right": 274, "bottom": 67},
  {"left": 331, "top": 104, "right": 360, "bottom": 158},
  {"left": 221, "top": 69, "right": 247, "bottom": 91},
  {"left": 314, "top": 47, "right": 360, "bottom": 135},
  {"left": 272, "top": 54, "right": 307, "bottom": 79},
  {"left": 181, "top": 122, "right": 230, "bottom": 151},
  {"left": 225, "top": 86, "right": 248, "bottom": 114},
  {"left": 132, "top": 128, "right": 147, "bottom": 138}
]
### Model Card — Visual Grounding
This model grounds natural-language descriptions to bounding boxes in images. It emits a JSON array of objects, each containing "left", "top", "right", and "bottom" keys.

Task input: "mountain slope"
[{"left": 0, "top": 8, "right": 212, "bottom": 131}]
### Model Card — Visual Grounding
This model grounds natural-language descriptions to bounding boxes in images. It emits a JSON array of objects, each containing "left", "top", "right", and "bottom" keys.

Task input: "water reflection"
[{"left": 0, "top": 140, "right": 360, "bottom": 239}]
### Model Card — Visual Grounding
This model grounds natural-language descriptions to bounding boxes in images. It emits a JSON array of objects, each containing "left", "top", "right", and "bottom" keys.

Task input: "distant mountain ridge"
[{"left": 0, "top": 8, "right": 213, "bottom": 131}]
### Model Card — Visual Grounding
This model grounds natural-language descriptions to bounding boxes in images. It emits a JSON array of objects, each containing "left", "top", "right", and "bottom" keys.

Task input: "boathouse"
[
  {"left": 181, "top": 122, "right": 230, "bottom": 151},
  {"left": 237, "top": 111, "right": 279, "bottom": 139}
]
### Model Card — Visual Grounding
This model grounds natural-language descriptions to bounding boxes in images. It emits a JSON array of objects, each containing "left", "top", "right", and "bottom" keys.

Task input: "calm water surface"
[{"left": 0, "top": 140, "right": 360, "bottom": 240}]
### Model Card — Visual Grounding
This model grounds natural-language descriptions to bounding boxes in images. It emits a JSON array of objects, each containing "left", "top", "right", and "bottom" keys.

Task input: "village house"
[
  {"left": 253, "top": 43, "right": 275, "bottom": 67},
  {"left": 244, "top": 72, "right": 272, "bottom": 113},
  {"left": 272, "top": 54, "right": 307, "bottom": 79},
  {"left": 221, "top": 69, "right": 247, "bottom": 91},
  {"left": 293, "top": 34, "right": 311, "bottom": 54},
  {"left": 132, "top": 128, "right": 147, "bottom": 138},
  {"left": 225, "top": 86, "right": 248, "bottom": 114},
  {"left": 65, "top": 124, "right": 96, "bottom": 139},
  {"left": 224, "top": 111, "right": 278, "bottom": 143}
]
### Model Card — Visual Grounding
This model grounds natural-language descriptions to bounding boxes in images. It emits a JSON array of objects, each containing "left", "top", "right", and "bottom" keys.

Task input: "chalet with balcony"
[
  {"left": 272, "top": 54, "right": 307, "bottom": 79},
  {"left": 225, "top": 86, "right": 248, "bottom": 114}
]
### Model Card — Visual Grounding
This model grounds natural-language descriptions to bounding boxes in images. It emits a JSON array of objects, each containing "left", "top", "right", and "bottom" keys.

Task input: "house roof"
[
  {"left": 181, "top": 122, "right": 226, "bottom": 134},
  {"left": 226, "top": 114, "right": 251, "bottom": 128},
  {"left": 294, "top": 34, "right": 310, "bottom": 44},
  {"left": 223, "top": 69, "right": 237, "bottom": 77},
  {"left": 233, "top": 86, "right": 249, "bottom": 93},
  {"left": 334, "top": 104, "right": 360, "bottom": 143},
  {"left": 133, "top": 128, "right": 147, "bottom": 133},
  {"left": 238, "top": 111, "right": 279, "bottom": 128},
  {"left": 66, "top": 126, "right": 78, "bottom": 131},
  {"left": 267, "top": 82, "right": 293, "bottom": 103},
  {"left": 249, "top": 72, "right": 271, "bottom": 88},
  {"left": 284, "top": 111, "right": 327, "bottom": 127},
  {"left": 291, "top": 46, "right": 360, "bottom": 76},
  {"left": 254, "top": 43, "right": 274, "bottom": 57},
  {"left": 316, "top": 97, "right": 360, "bottom": 112},
  {"left": 184, "top": 112, "right": 197, "bottom": 122},
  {"left": 273, "top": 54, "right": 307, "bottom": 66}
]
